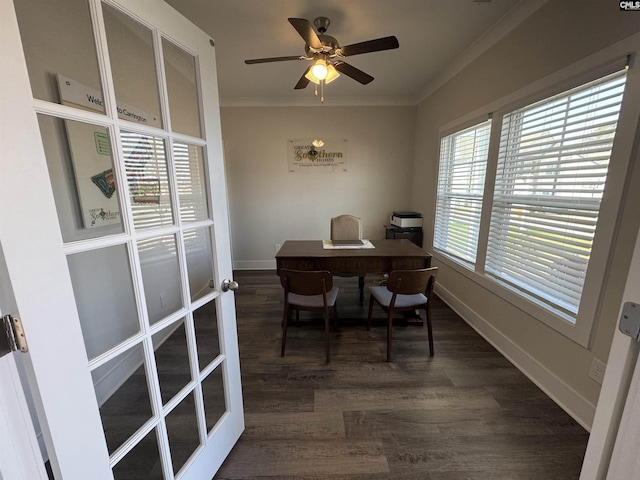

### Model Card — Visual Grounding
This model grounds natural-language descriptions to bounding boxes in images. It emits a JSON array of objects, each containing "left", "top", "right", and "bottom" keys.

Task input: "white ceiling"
[{"left": 164, "top": 0, "right": 547, "bottom": 107}]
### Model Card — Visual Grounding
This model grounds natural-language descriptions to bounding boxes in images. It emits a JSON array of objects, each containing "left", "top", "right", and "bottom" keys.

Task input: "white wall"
[
  {"left": 410, "top": 0, "right": 640, "bottom": 427},
  {"left": 221, "top": 105, "right": 417, "bottom": 270}
]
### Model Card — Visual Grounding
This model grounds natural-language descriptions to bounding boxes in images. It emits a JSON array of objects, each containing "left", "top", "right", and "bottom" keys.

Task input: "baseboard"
[
  {"left": 233, "top": 260, "right": 276, "bottom": 270},
  {"left": 435, "top": 283, "right": 596, "bottom": 432},
  {"left": 92, "top": 347, "right": 144, "bottom": 407}
]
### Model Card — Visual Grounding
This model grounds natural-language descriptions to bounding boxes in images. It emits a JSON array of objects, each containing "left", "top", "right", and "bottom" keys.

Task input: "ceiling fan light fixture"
[
  {"left": 305, "top": 71, "right": 319, "bottom": 85},
  {"left": 310, "top": 59, "right": 328, "bottom": 80},
  {"left": 325, "top": 64, "right": 340, "bottom": 84},
  {"left": 305, "top": 61, "right": 340, "bottom": 85}
]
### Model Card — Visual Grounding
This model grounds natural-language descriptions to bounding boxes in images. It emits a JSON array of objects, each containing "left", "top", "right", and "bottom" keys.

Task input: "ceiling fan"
[{"left": 244, "top": 17, "right": 399, "bottom": 99}]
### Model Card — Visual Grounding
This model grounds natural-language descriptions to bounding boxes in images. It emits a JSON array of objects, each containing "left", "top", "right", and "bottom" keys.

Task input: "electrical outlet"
[
  {"left": 589, "top": 358, "right": 606, "bottom": 385},
  {"left": 275, "top": 243, "right": 281, "bottom": 252},
  {"left": 159, "top": 291, "right": 167, "bottom": 309}
]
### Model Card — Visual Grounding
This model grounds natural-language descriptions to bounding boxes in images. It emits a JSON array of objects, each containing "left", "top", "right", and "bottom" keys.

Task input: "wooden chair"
[
  {"left": 280, "top": 269, "right": 339, "bottom": 363},
  {"left": 366, "top": 267, "right": 438, "bottom": 362},
  {"left": 330, "top": 214, "right": 365, "bottom": 303}
]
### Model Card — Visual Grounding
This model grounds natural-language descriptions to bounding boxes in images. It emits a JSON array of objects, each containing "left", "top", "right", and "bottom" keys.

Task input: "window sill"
[{"left": 432, "top": 249, "right": 592, "bottom": 347}]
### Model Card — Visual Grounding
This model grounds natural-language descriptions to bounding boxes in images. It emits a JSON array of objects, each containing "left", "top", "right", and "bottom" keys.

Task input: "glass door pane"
[
  {"left": 102, "top": 3, "right": 162, "bottom": 128},
  {"left": 152, "top": 319, "right": 192, "bottom": 405},
  {"left": 67, "top": 244, "right": 139, "bottom": 360},
  {"left": 162, "top": 39, "right": 202, "bottom": 138},
  {"left": 175, "top": 143, "right": 209, "bottom": 222},
  {"left": 38, "top": 115, "right": 125, "bottom": 242},
  {"left": 202, "top": 367, "right": 226, "bottom": 433},
  {"left": 122, "top": 132, "right": 174, "bottom": 229},
  {"left": 185, "top": 227, "right": 215, "bottom": 302},
  {"left": 165, "top": 392, "right": 201, "bottom": 475},
  {"left": 111, "top": 429, "right": 163, "bottom": 480},
  {"left": 138, "top": 234, "right": 183, "bottom": 324},
  {"left": 194, "top": 301, "right": 221, "bottom": 371},
  {"left": 14, "top": 0, "right": 104, "bottom": 109},
  {"left": 91, "top": 344, "right": 153, "bottom": 455}
]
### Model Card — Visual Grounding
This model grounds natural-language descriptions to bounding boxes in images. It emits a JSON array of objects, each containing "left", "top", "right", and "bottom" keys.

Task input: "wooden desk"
[{"left": 275, "top": 239, "right": 432, "bottom": 276}]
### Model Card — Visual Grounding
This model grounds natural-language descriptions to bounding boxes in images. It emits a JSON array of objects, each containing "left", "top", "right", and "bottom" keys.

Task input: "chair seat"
[
  {"left": 288, "top": 287, "right": 339, "bottom": 308},
  {"left": 367, "top": 267, "right": 439, "bottom": 362},
  {"left": 368, "top": 285, "right": 427, "bottom": 308}
]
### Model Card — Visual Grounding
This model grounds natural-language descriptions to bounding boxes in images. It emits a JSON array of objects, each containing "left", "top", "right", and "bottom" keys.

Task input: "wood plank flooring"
[{"left": 214, "top": 270, "right": 589, "bottom": 480}]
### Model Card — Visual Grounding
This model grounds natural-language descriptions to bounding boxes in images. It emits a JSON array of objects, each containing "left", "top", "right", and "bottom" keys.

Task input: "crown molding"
[
  {"left": 416, "top": 0, "right": 550, "bottom": 103},
  {"left": 220, "top": 95, "right": 416, "bottom": 108}
]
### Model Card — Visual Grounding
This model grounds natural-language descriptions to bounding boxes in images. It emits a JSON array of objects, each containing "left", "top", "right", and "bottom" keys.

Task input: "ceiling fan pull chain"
[{"left": 321, "top": 79, "right": 325, "bottom": 103}]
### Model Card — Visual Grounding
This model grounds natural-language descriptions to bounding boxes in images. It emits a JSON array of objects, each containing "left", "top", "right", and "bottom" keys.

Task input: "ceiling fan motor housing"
[{"left": 306, "top": 34, "right": 339, "bottom": 56}]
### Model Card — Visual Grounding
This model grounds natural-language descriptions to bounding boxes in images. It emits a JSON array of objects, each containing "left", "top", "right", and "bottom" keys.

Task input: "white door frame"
[
  {"left": 0, "top": 352, "right": 48, "bottom": 480},
  {"left": 0, "top": 234, "right": 47, "bottom": 478}
]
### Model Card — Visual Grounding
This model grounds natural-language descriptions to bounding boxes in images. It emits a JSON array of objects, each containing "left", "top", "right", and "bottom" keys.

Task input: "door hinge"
[
  {"left": 1, "top": 314, "right": 29, "bottom": 356},
  {"left": 619, "top": 302, "right": 640, "bottom": 342}
]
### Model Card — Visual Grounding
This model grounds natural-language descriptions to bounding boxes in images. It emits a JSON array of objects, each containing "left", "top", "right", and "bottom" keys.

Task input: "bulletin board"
[{"left": 57, "top": 74, "right": 161, "bottom": 229}]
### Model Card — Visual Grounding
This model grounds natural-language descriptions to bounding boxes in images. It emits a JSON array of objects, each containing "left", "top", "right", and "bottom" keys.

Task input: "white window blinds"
[
  {"left": 434, "top": 120, "right": 491, "bottom": 264},
  {"left": 485, "top": 69, "right": 627, "bottom": 317}
]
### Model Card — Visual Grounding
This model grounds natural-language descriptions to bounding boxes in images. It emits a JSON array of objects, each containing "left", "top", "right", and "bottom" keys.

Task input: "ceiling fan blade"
[
  {"left": 245, "top": 55, "right": 304, "bottom": 65},
  {"left": 294, "top": 67, "right": 311, "bottom": 89},
  {"left": 288, "top": 18, "right": 323, "bottom": 50},
  {"left": 338, "top": 36, "right": 399, "bottom": 57},
  {"left": 334, "top": 62, "right": 374, "bottom": 85}
]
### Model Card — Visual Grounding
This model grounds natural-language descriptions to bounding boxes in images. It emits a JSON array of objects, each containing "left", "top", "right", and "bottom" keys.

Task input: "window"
[
  {"left": 434, "top": 120, "right": 491, "bottom": 264},
  {"left": 486, "top": 70, "right": 627, "bottom": 319},
  {"left": 435, "top": 67, "right": 628, "bottom": 326}
]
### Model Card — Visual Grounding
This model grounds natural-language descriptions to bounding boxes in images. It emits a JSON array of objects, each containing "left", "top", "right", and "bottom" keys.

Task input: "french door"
[{"left": 1, "top": 0, "right": 243, "bottom": 478}]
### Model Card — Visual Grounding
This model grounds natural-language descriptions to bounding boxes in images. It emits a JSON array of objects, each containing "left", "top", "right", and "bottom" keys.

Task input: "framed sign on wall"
[{"left": 287, "top": 139, "right": 347, "bottom": 173}]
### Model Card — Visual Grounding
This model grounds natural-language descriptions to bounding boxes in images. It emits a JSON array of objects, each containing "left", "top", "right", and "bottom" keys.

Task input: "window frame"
[
  {"left": 432, "top": 54, "right": 639, "bottom": 347},
  {"left": 433, "top": 117, "right": 492, "bottom": 267}
]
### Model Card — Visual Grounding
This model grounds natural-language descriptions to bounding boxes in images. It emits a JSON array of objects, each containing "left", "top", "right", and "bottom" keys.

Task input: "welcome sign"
[
  {"left": 287, "top": 139, "right": 347, "bottom": 173},
  {"left": 57, "top": 74, "right": 161, "bottom": 127}
]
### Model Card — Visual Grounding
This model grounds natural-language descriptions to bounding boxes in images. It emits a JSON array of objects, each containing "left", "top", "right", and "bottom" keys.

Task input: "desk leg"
[
  {"left": 403, "top": 310, "right": 424, "bottom": 326},
  {"left": 358, "top": 275, "right": 365, "bottom": 304}
]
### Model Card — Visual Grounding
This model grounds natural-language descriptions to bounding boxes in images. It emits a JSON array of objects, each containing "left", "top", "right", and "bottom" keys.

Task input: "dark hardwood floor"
[{"left": 214, "top": 270, "right": 589, "bottom": 480}]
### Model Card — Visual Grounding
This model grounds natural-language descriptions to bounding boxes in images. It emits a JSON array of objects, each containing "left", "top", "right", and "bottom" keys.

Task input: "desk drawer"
[
  {"left": 319, "top": 257, "right": 387, "bottom": 275},
  {"left": 277, "top": 258, "right": 317, "bottom": 272},
  {"left": 389, "top": 258, "right": 431, "bottom": 270}
]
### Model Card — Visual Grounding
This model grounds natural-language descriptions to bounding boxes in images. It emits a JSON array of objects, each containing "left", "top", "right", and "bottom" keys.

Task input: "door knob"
[{"left": 221, "top": 279, "right": 239, "bottom": 292}]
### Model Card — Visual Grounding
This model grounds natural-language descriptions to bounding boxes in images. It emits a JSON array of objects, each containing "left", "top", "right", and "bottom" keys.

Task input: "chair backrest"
[
  {"left": 330, "top": 214, "right": 363, "bottom": 241},
  {"left": 386, "top": 267, "right": 439, "bottom": 296},
  {"left": 280, "top": 269, "right": 333, "bottom": 296}
]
